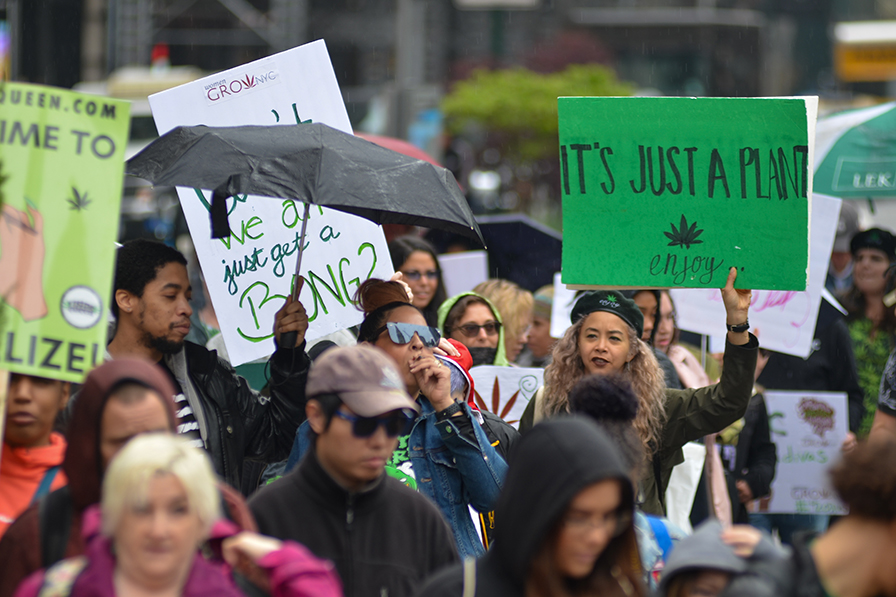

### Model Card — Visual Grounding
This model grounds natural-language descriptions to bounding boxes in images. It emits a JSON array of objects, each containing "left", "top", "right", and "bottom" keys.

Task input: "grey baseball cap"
[{"left": 307, "top": 344, "right": 420, "bottom": 417}]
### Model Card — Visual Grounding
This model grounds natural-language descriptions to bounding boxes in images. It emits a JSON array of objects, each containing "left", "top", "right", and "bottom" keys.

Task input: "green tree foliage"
[{"left": 442, "top": 65, "right": 634, "bottom": 161}]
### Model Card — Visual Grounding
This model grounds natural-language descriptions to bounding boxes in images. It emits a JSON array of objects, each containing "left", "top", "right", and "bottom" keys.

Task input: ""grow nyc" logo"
[{"left": 204, "top": 61, "right": 281, "bottom": 105}]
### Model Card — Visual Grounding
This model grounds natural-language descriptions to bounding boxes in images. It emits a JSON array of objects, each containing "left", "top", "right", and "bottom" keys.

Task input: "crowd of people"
[{"left": 3, "top": 212, "right": 896, "bottom": 597}]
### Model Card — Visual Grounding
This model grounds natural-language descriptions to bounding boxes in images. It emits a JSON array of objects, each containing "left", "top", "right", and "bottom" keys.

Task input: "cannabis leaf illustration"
[
  {"left": 607, "top": 295, "right": 618, "bottom": 304},
  {"left": 664, "top": 214, "right": 704, "bottom": 249},
  {"left": 67, "top": 187, "right": 91, "bottom": 211}
]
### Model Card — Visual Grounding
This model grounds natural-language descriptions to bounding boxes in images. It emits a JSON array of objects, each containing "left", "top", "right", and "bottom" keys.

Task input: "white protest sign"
[
  {"left": 551, "top": 272, "right": 577, "bottom": 339},
  {"left": 149, "top": 40, "right": 393, "bottom": 365},
  {"left": 764, "top": 390, "right": 848, "bottom": 515},
  {"left": 438, "top": 251, "right": 489, "bottom": 297},
  {"left": 671, "top": 194, "right": 842, "bottom": 358},
  {"left": 469, "top": 365, "right": 543, "bottom": 429}
]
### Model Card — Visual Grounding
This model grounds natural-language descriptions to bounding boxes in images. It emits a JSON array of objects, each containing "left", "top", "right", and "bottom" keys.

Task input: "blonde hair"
[
  {"left": 543, "top": 319, "right": 666, "bottom": 458},
  {"left": 102, "top": 433, "right": 221, "bottom": 538},
  {"left": 474, "top": 279, "right": 534, "bottom": 357}
]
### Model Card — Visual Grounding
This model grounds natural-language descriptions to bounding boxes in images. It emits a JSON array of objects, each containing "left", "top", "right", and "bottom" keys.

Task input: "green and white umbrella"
[{"left": 815, "top": 102, "right": 896, "bottom": 198}]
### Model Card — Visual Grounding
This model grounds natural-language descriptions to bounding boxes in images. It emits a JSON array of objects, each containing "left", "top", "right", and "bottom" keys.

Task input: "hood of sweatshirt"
[
  {"left": 1, "top": 432, "right": 67, "bottom": 478},
  {"left": 437, "top": 292, "right": 510, "bottom": 367},
  {"left": 64, "top": 358, "right": 177, "bottom": 510},
  {"left": 658, "top": 520, "right": 746, "bottom": 593},
  {"left": 491, "top": 416, "right": 634, "bottom": 581}
]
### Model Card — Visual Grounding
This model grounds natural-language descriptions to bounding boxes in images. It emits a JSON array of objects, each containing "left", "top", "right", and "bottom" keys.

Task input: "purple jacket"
[{"left": 14, "top": 508, "right": 342, "bottom": 597}]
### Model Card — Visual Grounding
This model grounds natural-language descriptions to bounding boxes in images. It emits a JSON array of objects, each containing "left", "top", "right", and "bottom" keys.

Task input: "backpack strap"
[
  {"left": 462, "top": 558, "right": 477, "bottom": 597},
  {"left": 646, "top": 515, "right": 673, "bottom": 561},
  {"left": 39, "top": 486, "right": 74, "bottom": 568},
  {"left": 30, "top": 467, "right": 61, "bottom": 506},
  {"left": 36, "top": 556, "right": 87, "bottom": 597}
]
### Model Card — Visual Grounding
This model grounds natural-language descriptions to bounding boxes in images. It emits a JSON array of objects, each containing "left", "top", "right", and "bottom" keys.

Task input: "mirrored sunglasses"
[
  {"left": 333, "top": 409, "right": 417, "bottom": 438},
  {"left": 453, "top": 321, "right": 501, "bottom": 338},
  {"left": 375, "top": 321, "right": 441, "bottom": 348},
  {"left": 402, "top": 270, "right": 439, "bottom": 281}
]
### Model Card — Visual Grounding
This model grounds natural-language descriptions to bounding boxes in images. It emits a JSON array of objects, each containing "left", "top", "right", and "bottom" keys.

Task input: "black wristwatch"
[
  {"left": 436, "top": 401, "right": 464, "bottom": 420},
  {"left": 726, "top": 320, "right": 750, "bottom": 334}
]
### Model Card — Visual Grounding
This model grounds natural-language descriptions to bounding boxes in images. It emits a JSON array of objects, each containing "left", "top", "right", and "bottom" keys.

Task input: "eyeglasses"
[
  {"left": 402, "top": 270, "right": 439, "bottom": 282},
  {"left": 333, "top": 409, "right": 417, "bottom": 438},
  {"left": 562, "top": 508, "right": 632, "bottom": 538},
  {"left": 452, "top": 321, "right": 501, "bottom": 338},
  {"left": 374, "top": 321, "right": 441, "bottom": 348}
]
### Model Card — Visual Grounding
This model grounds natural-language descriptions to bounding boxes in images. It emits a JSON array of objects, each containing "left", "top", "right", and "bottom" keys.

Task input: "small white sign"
[
  {"left": 149, "top": 40, "right": 394, "bottom": 365},
  {"left": 551, "top": 271, "right": 578, "bottom": 339},
  {"left": 438, "top": 251, "right": 489, "bottom": 297},
  {"left": 469, "top": 365, "right": 544, "bottom": 429},
  {"left": 764, "top": 390, "right": 849, "bottom": 515}
]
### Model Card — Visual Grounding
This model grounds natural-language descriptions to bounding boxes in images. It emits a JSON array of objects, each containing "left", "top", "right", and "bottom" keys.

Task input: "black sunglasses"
[
  {"left": 452, "top": 321, "right": 501, "bottom": 338},
  {"left": 402, "top": 270, "right": 439, "bottom": 281},
  {"left": 374, "top": 321, "right": 441, "bottom": 348},
  {"left": 333, "top": 409, "right": 417, "bottom": 438}
]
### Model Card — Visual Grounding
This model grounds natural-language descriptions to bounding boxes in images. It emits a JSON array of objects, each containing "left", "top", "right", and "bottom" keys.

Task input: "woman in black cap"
[
  {"left": 520, "top": 268, "right": 757, "bottom": 516},
  {"left": 841, "top": 227, "right": 896, "bottom": 437}
]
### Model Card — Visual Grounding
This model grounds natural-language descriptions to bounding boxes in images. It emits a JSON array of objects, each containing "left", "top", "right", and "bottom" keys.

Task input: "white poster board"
[
  {"left": 438, "top": 251, "right": 489, "bottom": 297},
  {"left": 551, "top": 271, "right": 577, "bottom": 339},
  {"left": 149, "top": 40, "right": 393, "bottom": 365},
  {"left": 671, "top": 194, "right": 842, "bottom": 358},
  {"left": 469, "top": 365, "right": 543, "bottom": 429},
  {"left": 764, "top": 390, "right": 848, "bottom": 515}
]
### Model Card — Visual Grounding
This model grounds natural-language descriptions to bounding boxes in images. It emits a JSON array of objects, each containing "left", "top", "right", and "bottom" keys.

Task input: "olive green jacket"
[
  {"left": 520, "top": 334, "right": 758, "bottom": 516},
  {"left": 640, "top": 334, "right": 759, "bottom": 515}
]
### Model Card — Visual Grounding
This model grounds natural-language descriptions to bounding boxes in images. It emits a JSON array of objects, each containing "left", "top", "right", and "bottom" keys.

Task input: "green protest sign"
[
  {"left": 559, "top": 97, "right": 816, "bottom": 290},
  {"left": 0, "top": 83, "right": 130, "bottom": 382}
]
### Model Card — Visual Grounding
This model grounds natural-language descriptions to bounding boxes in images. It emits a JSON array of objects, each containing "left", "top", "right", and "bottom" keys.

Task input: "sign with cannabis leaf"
[
  {"left": 0, "top": 82, "right": 130, "bottom": 382},
  {"left": 469, "top": 365, "right": 543, "bottom": 429},
  {"left": 559, "top": 97, "right": 816, "bottom": 290}
]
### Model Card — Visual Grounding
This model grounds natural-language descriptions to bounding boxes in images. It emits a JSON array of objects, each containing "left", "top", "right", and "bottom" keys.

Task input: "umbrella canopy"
[
  {"left": 354, "top": 132, "right": 442, "bottom": 167},
  {"left": 125, "top": 123, "right": 483, "bottom": 244},
  {"left": 815, "top": 102, "right": 896, "bottom": 198},
  {"left": 477, "top": 214, "right": 562, "bottom": 292}
]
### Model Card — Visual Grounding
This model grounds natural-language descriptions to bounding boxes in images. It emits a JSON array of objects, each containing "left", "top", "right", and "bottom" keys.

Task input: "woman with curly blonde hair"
[{"left": 520, "top": 268, "right": 757, "bottom": 516}]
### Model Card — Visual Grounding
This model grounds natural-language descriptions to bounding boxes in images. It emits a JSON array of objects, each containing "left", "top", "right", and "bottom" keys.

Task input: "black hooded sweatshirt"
[{"left": 415, "top": 417, "right": 636, "bottom": 597}]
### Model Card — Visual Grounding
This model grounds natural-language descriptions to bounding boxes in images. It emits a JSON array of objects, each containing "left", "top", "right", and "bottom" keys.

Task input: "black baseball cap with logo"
[{"left": 570, "top": 291, "right": 644, "bottom": 339}]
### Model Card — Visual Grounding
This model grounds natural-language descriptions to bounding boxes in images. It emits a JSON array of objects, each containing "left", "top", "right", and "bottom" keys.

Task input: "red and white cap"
[{"left": 435, "top": 339, "right": 477, "bottom": 407}]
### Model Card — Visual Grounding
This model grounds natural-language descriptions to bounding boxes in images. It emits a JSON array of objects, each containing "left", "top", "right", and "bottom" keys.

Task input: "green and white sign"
[
  {"left": 0, "top": 83, "right": 130, "bottom": 382},
  {"left": 559, "top": 97, "right": 817, "bottom": 290}
]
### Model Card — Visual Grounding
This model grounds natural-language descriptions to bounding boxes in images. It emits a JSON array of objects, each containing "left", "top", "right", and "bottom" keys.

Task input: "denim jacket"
[{"left": 285, "top": 398, "right": 508, "bottom": 558}]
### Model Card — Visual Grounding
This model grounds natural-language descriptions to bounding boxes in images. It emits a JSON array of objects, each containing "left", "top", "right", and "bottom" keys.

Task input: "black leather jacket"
[{"left": 177, "top": 341, "right": 309, "bottom": 489}]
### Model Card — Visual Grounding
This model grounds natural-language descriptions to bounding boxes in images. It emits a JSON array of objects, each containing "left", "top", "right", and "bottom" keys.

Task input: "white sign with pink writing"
[{"left": 671, "top": 194, "right": 841, "bottom": 358}]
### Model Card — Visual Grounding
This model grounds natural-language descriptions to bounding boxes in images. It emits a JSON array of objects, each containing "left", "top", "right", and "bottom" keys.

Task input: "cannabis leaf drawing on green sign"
[
  {"left": 67, "top": 186, "right": 91, "bottom": 211},
  {"left": 665, "top": 214, "right": 704, "bottom": 249}
]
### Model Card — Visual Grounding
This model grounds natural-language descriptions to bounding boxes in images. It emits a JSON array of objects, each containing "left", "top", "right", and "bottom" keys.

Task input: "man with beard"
[{"left": 105, "top": 239, "right": 310, "bottom": 490}]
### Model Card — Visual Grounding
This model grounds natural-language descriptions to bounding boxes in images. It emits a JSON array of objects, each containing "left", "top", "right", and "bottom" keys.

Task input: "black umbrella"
[
  {"left": 127, "top": 123, "right": 483, "bottom": 347},
  {"left": 126, "top": 123, "right": 482, "bottom": 244},
  {"left": 476, "top": 214, "right": 562, "bottom": 292}
]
